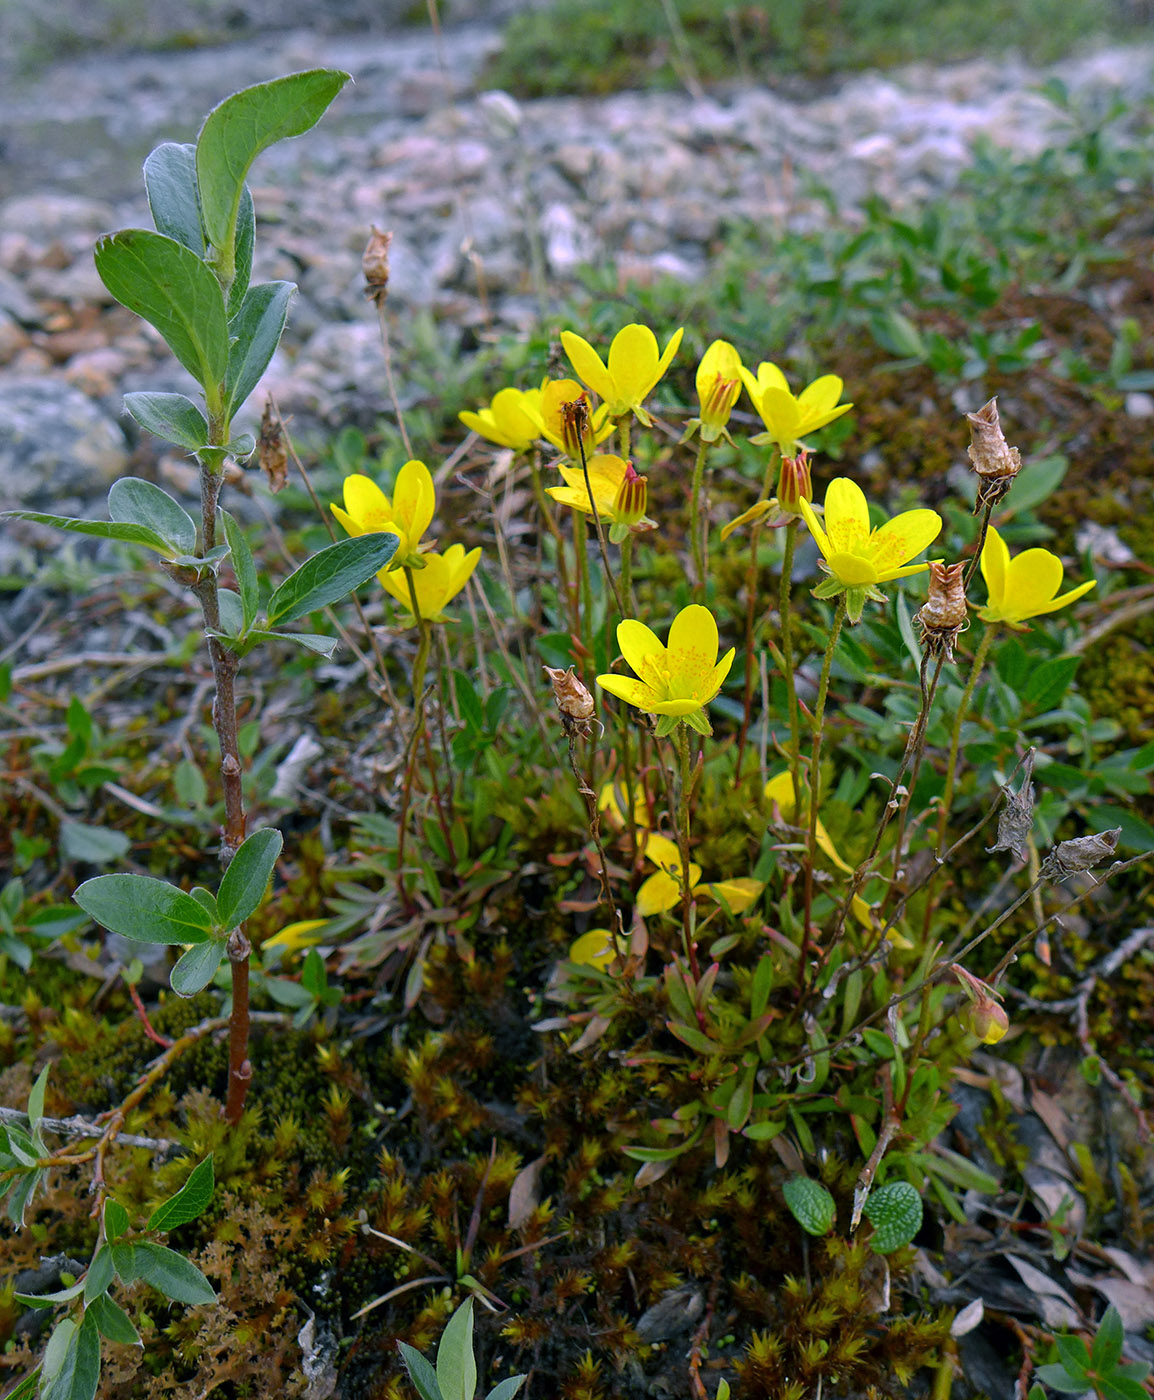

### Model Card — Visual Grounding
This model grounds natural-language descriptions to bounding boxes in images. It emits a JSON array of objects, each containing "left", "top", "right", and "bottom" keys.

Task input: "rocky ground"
[{"left": 1, "top": 20, "right": 1152, "bottom": 521}]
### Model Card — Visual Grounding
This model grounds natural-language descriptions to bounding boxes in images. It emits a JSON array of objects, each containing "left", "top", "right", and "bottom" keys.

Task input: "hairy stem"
[
  {"left": 689, "top": 437, "right": 709, "bottom": 603},
  {"left": 802, "top": 595, "right": 847, "bottom": 967}
]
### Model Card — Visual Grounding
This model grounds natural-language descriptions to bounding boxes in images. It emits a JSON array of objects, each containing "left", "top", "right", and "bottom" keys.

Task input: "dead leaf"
[
  {"left": 508, "top": 1155, "right": 546, "bottom": 1230},
  {"left": 1004, "top": 1255, "right": 1080, "bottom": 1328},
  {"left": 951, "top": 1297, "right": 984, "bottom": 1337}
]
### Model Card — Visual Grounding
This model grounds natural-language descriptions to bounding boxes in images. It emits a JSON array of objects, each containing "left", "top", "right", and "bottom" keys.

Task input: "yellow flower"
[
  {"left": 798, "top": 477, "right": 941, "bottom": 621},
  {"left": 596, "top": 604, "right": 735, "bottom": 736},
  {"left": 765, "top": 772, "right": 872, "bottom": 927},
  {"left": 459, "top": 387, "right": 542, "bottom": 452},
  {"left": 561, "top": 323, "right": 684, "bottom": 425},
  {"left": 546, "top": 454, "right": 656, "bottom": 541},
  {"left": 687, "top": 339, "right": 743, "bottom": 443},
  {"left": 978, "top": 527, "right": 1096, "bottom": 629},
  {"left": 599, "top": 780, "right": 651, "bottom": 830},
  {"left": 705, "top": 878, "right": 764, "bottom": 915},
  {"left": 740, "top": 362, "right": 853, "bottom": 455},
  {"left": 380, "top": 543, "right": 480, "bottom": 624},
  {"left": 636, "top": 832, "right": 701, "bottom": 916},
  {"left": 533, "top": 379, "right": 615, "bottom": 456},
  {"left": 262, "top": 919, "right": 331, "bottom": 954},
  {"left": 331, "top": 460, "right": 435, "bottom": 569},
  {"left": 569, "top": 928, "right": 624, "bottom": 970}
]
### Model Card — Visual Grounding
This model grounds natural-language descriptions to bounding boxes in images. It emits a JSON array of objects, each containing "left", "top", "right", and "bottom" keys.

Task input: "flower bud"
[
  {"left": 915, "top": 560, "right": 967, "bottom": 660},
  {"left": 362, "top": 226, "right": 392, "bottom": 306},
  {"left": 777, "top": 449, "right": 813, "bottom": 516},
  {"left": 613, "top": 462, "right": 649, "bottom": 528},
  {"left": 967, "top": 997, "right": 1010, "bottom": 1044},
  {"left": 966, "top": 397, "right": 1021, "bottom": 513}
]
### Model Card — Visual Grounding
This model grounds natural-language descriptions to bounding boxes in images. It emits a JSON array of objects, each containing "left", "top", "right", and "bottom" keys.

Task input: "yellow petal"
[
  {"left": 797, "top": 497, "right": 831, "bottom": 559},
  {"left": 798, "top": 374, "right": 844, "bottom": 415},
  {"left": 561, "top": 330, "right": 613, "bottom": 402},
  {"left": 755, "top": 385, "right": 802, "bottom": 445},
  {"left": 696, "top": 339, "right": 742, "bottom": 399},
  {"left": 569, "top": 928, "right": 622, "bottom": 970},
  {"left": 826, "top": 552, "right": 879, "bottom": 586},
  {"left": 764, "top": 771, "right": 798, "bottom": 819},
  {"left": 654, "top": 325, "right": 684, "bottom": 381},
  {"left": 636, "top": 869, "right": 683, "bottom": 916},
  {"left": 868, "top": 508, "right": 942, "bottom": 574},
  {"left": 721, "top": 499, "right": 775, "bottom": 542},
  {"left": 666, "top": 605, "right": 725, "bottom": 701},
  {"left": 1027, "top": 578, "right": 1096, "bottom": 617},
  {"left": 753, "top": 362, "right": 790, "bottom": 395},
  {"left": 1004, "top": 547, "right": 1065, "bottom": 617},
  {"left": 980, "top": 526, "right": 1010, "bottom": 608},
  {"left": 596, "top": 673, "right": 658, "bottom": 711},
  {"left": 330, "top": 502, "right": 364, "bottom": 539},
  {"left": 607, "top": 324, "right": 661, "bottom": 406},
  {"left": 814, "top": 818, "right": 854, "bottom": 874},
  {"left": 823, "top": 478, "right": 870, "bottom": 553},
  {"left": 706, "top": 878, "right": 764, "bottom": 914},
  {"left": 263, "top": 919, "right": 330, "bottom": 953},
  {"left": 393, "top": 459, "right": 435, "bottom": 543},
  {"left": 490, "top": 387, "right": 540, "bottom": 447},
  {"left": 643, "top": 832, "right": 683, "bottom": 872},
  {"left": 616, "top": 618, "right": 665, "bottom": 678},
  {"left": 341, "top": 473, "right": 394, "bottom": 530}
]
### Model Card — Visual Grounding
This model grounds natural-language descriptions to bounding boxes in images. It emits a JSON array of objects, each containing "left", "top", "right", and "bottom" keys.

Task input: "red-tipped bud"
[
  {"left": 777, "top": 449, "right": 813, "bottom": 515},
  {"left": 613, "top": 462, "right": 649, "bottom": 527},
  {"left": 967, "top": 998, "right": 1010, "bottom": 1044},
  {"left": 701, "top": 370, "right": 741, "bottom": 428}
]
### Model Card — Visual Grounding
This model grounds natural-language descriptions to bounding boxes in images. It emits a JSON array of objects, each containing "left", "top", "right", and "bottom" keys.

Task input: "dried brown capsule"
[
  {"left": 987, "top": 750, "right": 1036, "bottom": 864},
  {"left": 544, "top": 665, "right": 599, "bottom": 740},
  {"left": 966, "top": 397, "right": 1021, "bottom": 513},
  {"left": 915, "top": 560, "right": 968, "bottom": 660},
  {"left": 362, "top": 226, "right": 392, "bottom": 306},
  {"left": 1042, "top": 827, "right": 1121, "bottom": 880},
  {"left": 257, "top": 398, "right": 289, "bottom": 493}
]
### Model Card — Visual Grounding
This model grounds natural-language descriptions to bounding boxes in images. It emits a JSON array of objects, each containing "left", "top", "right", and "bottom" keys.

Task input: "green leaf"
[
  {"left": 170, "top": 939, "right": 225, "bottom": 997},
  {"left": 0, "top": 1367, "right": 41, "bottom": 1400},
  {"left": 266, "top": 534, "right": 399, "bottom": 626},
  {"left": 108, "top": 478, "right": 197, "bottom": 555},
  {"left": 74, "top": 875, "right": 215, "bottom": 946},
  {"left": 123, "top": 392, "right": 209, "bottom": 453},
  {"left": 1086, "top": 804, "right": 1154, "bottom": 854},
  {"left": 1024, "top": 656, "right": 1079, "bottom": 712},
  {"left": 782, "top": 1176, "right": 836, "bottom": 1236},
  {"left": 1099, "top": 1376, "right": 1152, "bottom": 1400},
  {"left": 1091, "top": 1304, "right": 1125, "bottom": 1371},
  {"left": 196, "top": 70, "right": 350, "bottom": 256},
  {"left": 1035, "top": 1361, "right": 1089, "bottom": 1391},
  {"left": 216, "top": 828, "right": 283, "bottom": 929},
  {"left": 148, "top": 1156, "right": 214, "bottom": 1232},
  {"left": 220, "top": 511, "right": 258, "bottom": 630},
  {"left": 16, "top": 1279, "right": 86, "bottom": 1309},
  {"left": 87, "top": 1293, "right": 142, "bottom": 1348},
  {"left": 436, "top": 1298, "right": 477, "bottom": 1400},
  {"left": 103, "top": 1198, "right": 130, "bottom": 1244},
  {"left": 144, "top": 143, "right": 205, "bottom": 255},
  {"left": 27, "top": 1065, "right": 48, "bottom": 1131},
  {"left": 59, "top": 822, "right": 132, "bottom": 865},
  {"left": 228, "top": 186, "right": 256, "bottom": 318},
  {"left": 397, "top": 1342, "right": 443, "bottom": 1400},
  {"left": 862, "top": 1181, "right": 922, "bottom": 1253},
  {"left": 1000, "top": 453, "right": 1068, "bottom": 517},
  {"left": 224, "top": 280, "right": 295, "bottom": 416},
  {"left": 83, "top": 1247, "right": 114, "bottom": 1304},
  {"left": 40, "top": 1311, "right": 100, "bottom": 1400},
  {"left": 486, "top": 1378, "right": 526, "bottom": 1400},
  {"left": 116, "top": 1241, "right": 215, "bottom": 1306},
  {"left": 8, "top": 1169, "right": 43, "bottom": 1227},
  {"left": 94, "top": 230, "right": 229, "bottom": 396},
  {"left": 0, "top": 510, "right": 173, "bottom": 555}
]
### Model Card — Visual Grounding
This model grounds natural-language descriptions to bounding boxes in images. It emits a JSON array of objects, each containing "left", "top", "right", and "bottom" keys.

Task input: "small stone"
[
  {"left": 1124, "top": 391, "right": 1154, "bottom": 419},
  {"left": 0, "top": 376, "right": 128, "bottom": 509}
]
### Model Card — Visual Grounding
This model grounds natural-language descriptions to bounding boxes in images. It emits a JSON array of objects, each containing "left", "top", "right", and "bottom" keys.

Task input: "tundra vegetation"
[{"left": 1, "top": 43, "right": 1153, "bottom": 1400}]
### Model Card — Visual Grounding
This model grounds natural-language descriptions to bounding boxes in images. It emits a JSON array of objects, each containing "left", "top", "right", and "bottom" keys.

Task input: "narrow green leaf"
[
  {"left": 103, "top": 1198, "right": 130, "bottom": 1244},
  {"left": 0, "top": 1366, "right": 41, "bottom": 1400},
  {"left": 108, "top": 478, "right": 197, "bottom": 555},
  {"left": 436, "top": 1298, "right": 477, "bottom": 1400},
  {"left": 87, "top": 1293, "right": 142, "bottom": 1347},
  {"left": 0, "top": 510, "right": 172, "bottom": 554},
  {"left": 128, "top": 1242, "right": 215, "bottom": 1305},
  {"left": 220, "top": 511, "right": 258, "bottom": 629},
  {"left": 270, "top": 632, "right": 341, "bottom": 659},
  {"left": 94, "top": 230, "right": 229, "bottom": 394},
  {"left": 170, "top": 939, "right": 225, "bottom": 997},
  {"left": 486, "top": 1378, "right": 526, "bottom": 1400},
  {"left": 123, "top": 392, "right": 209, "bottom": 453},
  {"left": 397, "top": 1342, "right": 443, "bottom": 1400},
  {"left": 148, "top": 1156, "right": 214, "bottom": 1232},
  {"left": 16, "top": 1279, "right": 86, "bottom": 1309},
  {"left": 999, "top": 453, "right": 1068, "bottom": 517},
  {"left": 144, "top": 143, "right": 205, "bottom": 255},
  {"left": 228, "top": 186, "right": 255, "bottom": 318},
  {"left": 862, "top": 1181, "right": 922, "bottom": 1253},
  {"left": 83, "top": 1247, "right": 114, "bottom": 1304},
  {"left": 216, "top": 828, "right": 283, "bottom": 929},
  {"left": 189, "top": 887, "right": 219, "bottom": 921},
  {"left": 8, "top": 1169, "right": 43, "bottom": 1226},
  {"left": 196, "top": 70, "right": 350, "bottom": 254},
  {"left": 266, "top": 534, "right": 398, "bottom": 626},
  {"left": 27, "top": 1065, "right": 49, "bottom": 1131},
  {"left": 40, "top": 1310, "right": 99, "bottom": 1400},
  {"left": 783, "top": 1176, "right": 836, "bottom": 1236},
  {"left": 225, "top": 280, "right": 294, "bottom": 416},
  {"left": 74, "top": 875, "right": 214, "bottom": 946}
]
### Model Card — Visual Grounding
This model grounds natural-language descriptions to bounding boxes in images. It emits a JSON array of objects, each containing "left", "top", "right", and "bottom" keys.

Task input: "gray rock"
[{"left": 0, "top": 376, "right": 128, "bottom": 509}]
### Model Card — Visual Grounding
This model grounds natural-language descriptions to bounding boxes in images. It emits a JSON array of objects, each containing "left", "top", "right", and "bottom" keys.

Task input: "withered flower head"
[
  {"left": 559, "top": 392, "right": 592, "bottom": 460},
  {"left": 544, "top": 665, "right": 598, "bottom": 740},
  {"left": 987, "top": 750, "right": 1036, "bottom": 864},
  {"left": 1042, "top": 827, "right": 1121, "bottom": 881},
  {"left": 257, "top": 398, "right": 288, "bottom": 493},
  {"left": 362, "top": 226, "right": 392, "bottom": 306},
  {"left": 966, "top": 397, "right": 1021, "bottom": 513},
  {"left": 914, "top": 560, "right": 968, "bottom": 660}
]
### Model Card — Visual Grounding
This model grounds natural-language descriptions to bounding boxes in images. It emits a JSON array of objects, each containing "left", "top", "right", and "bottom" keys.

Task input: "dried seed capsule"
[
  {"left": 362, "top": 226, "right": 392, "bottom": 306},
  {"left": 257, "top": 398, "right": 288, "bottom": 493},
  {"left": 1042, "top": 827, "right": 1121, "bottom": 880},
  {"left": 544, "top": 665, "right": 599, "bottom": 740},
  {"left": 915, "top": 560, "right": 967, "bottom": 660},
  {"left": 966, "top": 397, "right": 1021, "bottom": 513}
]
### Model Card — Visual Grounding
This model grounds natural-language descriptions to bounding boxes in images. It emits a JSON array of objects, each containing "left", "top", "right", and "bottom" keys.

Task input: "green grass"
[{"left": 486, "top": 0, "right": 1153, "bottom": 99}]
